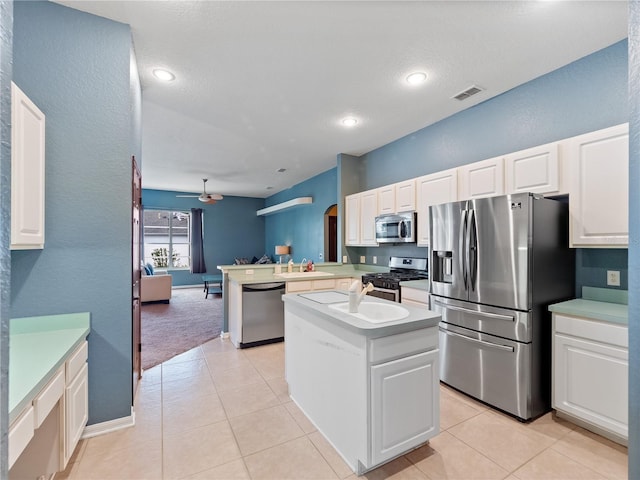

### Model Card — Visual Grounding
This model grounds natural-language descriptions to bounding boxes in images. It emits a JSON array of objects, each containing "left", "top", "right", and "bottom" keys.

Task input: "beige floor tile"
[
  {"left": 448, "top": 411, "right": 554, "bottom": 472},
  {"left": 308, "top": 431, "right": 354, "bottom": 479},
  {"left": 266, "top": 376, "right": 291, "bottom": 403},
  {"left": 162, "top": 373, "right": 217, "bottom": 404},
  {"left": 551, "top": 427, "right": 628, "bottom": 479},
  {"left": 244, "top": 436, "right": 338, "bottom": 479},
  {"left": 229, "top": 404, "right": 305, "bottom": 455},
  {"left": 517, "top": 411, "right": 576, "bottom": 442},
  {"left": 406, "top": 431, "right": 508, "bottom": 479},
  {"left": 200, "top": 337, "right": 238, "bottom": 354},
  {"left": 163, "top": 420, "right": 242, "bottom": 480},
  {"left": 70, "top": 437, "right": 162, "bottom": 479},
  {"left": 162, "top": 358, "right": 213, "bottom": 383},
  {"left": 440, "top": 383, "right": 489, "bottom": 413},
  {"left": 211, "top": 364, "right": 265, "bottom": 391},
  {"left": 218, "top": 380, "right": 280, "bottom": 418},
  {"left": 163, "top": 391, "right": 227, "bottom": 436},
  {"left": 284, "top": 400, "right": 317, "bottom": 433},
  {"left": 439, "top": 387, "right": 484, "bottom": 430},
  {"left": 513, "top": 448, "right": 606, "bottom": 479},
  {"left": 357, "top": 455, "right": 429, "bottom": 479},
  {"left": 252, "top": 356, "right": 286, "bottom": 379},
  {"left": 182, "top": 458, "right": 251, "bottom": 479},
  {"left": 205, "top": 349, "right": 253, "bottom": 373},
  {"left": 163, "top": 345, "right": 205, "bottom": 365}
]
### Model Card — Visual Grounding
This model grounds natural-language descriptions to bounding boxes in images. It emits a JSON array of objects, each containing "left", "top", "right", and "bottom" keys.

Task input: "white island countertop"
[{"left": 282, "top": 290, "right": 440, "bottom": 336}]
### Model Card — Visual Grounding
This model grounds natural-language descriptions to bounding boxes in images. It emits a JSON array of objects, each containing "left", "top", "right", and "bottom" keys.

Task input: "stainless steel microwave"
[{"left": 375, "top": 212, "right": 416, "bottom": 243}]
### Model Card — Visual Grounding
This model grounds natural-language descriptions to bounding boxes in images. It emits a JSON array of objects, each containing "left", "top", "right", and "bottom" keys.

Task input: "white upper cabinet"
[
  {"left": 345, "top": 189, "right": 378, "bottom": 247},
  {"left": 457, "top": 156, "right": 505, "bottom": 200},
  {"left": 416, "top": 168, "right": 458, "bottom": 247},
  {"left": 395, "top": 179, "right": 416, "bottom": 212},
  {"left": 11, "top": 82, "right": 46, "bottom": 250},
  {"left": 377, "top": 185, "right": 395, "bottom": 215},
  {"left": 505, "top": 142, "right": 565, "bottom": 196},
  {"left": 568, "top": 123, "right": 628, "bottom": 247}
]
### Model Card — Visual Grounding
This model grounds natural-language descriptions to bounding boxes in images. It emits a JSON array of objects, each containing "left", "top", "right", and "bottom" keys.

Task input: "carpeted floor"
[{"left": 141, "top": 287, "right": 223, "bottom": 370}]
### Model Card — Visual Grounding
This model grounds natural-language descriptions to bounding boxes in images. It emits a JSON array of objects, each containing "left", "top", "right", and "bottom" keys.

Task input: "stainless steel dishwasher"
[{"left": 240, "top": 282, "right": 286, "bottom": 348}]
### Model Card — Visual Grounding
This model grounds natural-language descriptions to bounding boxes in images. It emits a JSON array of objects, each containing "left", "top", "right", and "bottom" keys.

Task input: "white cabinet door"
[
  {"left": 11, "top": 82, "right": 46, "bottom": 250},
  {"left": 568, "top": 124, "right": 628, "bottom": 247},
  {"left": 457, "top": 156, "right": 505, "bottom": 200},
  {"left": 345, "top": 193, "right": 360, "bottom": 246},
  {"left": 64, "top": 363, "right": 88, "bottom": 467},
  {"left": 554, "top": 333, "right": 628, "bottom": 439},
  {"left": 416, "top": 169, "right": 458, "bottom": 246},
  {"left": 395, "top": 180, "right": 416, "bottom": 213},
  {"left": 336, "top": 277, "right": 360, "bottom": 290},
  {"left": 505, "top": 142, "right": 563, "bottom": 196},
  {"left": 360, "top": 190, "right": 378, "bottom": 246},
  {"left": 370, "top": 350, "right": 439, "bottom": 466},
  {"left": 377, "top": 185, "right": 395, "bottom": 215}
]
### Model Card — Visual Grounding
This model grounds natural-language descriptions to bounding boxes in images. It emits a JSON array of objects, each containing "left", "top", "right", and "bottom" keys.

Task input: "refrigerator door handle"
[
  {"left": 460, "top": 209, "right": 468, "bottom": 290},
  {"left": 432, "top": 299, "right": 516, "bottom": 322},
  {"left": 440, "top": 327, "right": 515, "bottom": 352},
  {"left": 469, "top": 208, "right": 478, "bottom": 291}
]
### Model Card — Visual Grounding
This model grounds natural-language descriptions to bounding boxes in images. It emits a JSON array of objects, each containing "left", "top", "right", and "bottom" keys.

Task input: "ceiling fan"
[{"left": 176, "top": 178, "right": 223, "bottom": 204}]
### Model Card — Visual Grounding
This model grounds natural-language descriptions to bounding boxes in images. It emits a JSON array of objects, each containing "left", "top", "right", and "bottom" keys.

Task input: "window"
[{"left": 143, "top": 210, "right": 190, "bottom": 268}]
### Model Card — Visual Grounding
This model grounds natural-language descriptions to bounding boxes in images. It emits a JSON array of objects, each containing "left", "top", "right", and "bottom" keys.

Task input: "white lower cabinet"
[
  {"left": 401, "top": 286, "right": 429, "bottom": 308},
  {"left": 370, "top": 350, "right": 438, "bottom": 465},
  {"left": 552, "top": 313, "right": 628, "bottom": 443},
  {"left": 9, "top": 341, "right": 88, "bottom": 476}
]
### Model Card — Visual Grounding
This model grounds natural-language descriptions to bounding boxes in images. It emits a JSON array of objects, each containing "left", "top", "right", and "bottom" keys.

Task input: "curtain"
[{"left": 190, "top": 208, "right": 206, "bottom": 274}]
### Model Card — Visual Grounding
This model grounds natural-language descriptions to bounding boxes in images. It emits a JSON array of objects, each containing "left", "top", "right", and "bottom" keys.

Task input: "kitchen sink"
[
  {"left": 274, "top": 271, "right": 335, "bottom": 278},
  {"left": 328, "top": 301, "right": 410, "bottom": 323}
]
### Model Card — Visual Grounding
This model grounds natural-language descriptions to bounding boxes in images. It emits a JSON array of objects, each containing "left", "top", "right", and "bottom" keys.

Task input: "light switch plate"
[
  {"left": 342, "top": 255, "right": 348, "bottom": 263},
  {"left": 373, "top": 256, "right": 377, "bottom": 264},
  {"left": 360, "top": 256, "right": 366, "bottom": 263},
  {"left": 607, "top": 270, "right": 621, "bottom": 286}
]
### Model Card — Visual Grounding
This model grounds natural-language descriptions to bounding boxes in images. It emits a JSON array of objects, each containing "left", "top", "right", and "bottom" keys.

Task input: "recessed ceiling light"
[
  {"left": 266, "top": 186, "right": 274, "bottom": 190},
  {"left": 406, "top": 72, "right": 427, "bottom": 85},
  {"left": 276, "top": 168, "right": 287, "bottom": 173},
  {"left": 152, "top": 68, "right": 175, "bottom": 82},
  {"left": 341, "top": 117, "right": 358, "bottom": 127}
]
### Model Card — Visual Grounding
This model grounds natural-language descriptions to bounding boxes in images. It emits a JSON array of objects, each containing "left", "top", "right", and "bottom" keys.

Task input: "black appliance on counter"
[{"left": 361, "top": 256, "right": 428, "bottom": 303}]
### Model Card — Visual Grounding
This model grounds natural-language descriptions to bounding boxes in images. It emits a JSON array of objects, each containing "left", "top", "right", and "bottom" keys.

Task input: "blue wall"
[
  {"left": 628, "top": 1, "right": 640, "bottom": 474},
  {"left": 11, "top": 2, "right": 138, "bottom": 425},
  {"left": 142, "top": 189, "right": 265, "bottom": 285},
  {"left": 351, "top": 40, "right": 629, "bottom": 294},
  {"left": 264, "top": 168, "right": 337, "bottom": 264}
]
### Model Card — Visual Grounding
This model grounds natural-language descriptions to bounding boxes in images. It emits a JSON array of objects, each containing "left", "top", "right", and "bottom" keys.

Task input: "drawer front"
[
  {"left": 312, "top": 279, "right": 336, "bottom": 290},
  {"left": 34, "top": 367, "right": 65, "bottom": 428},
  {"left": 8, "top": 406, "right": 35, "bottom": 468},
  {"left": 66, "top": 341, "right": 88, "bottom": 381},
  {"left": 401, "top": 287, "right": 429, "bottom": 305},
  {"left": 286, "top": 281, "right": 313, "bottom": 293},
  {"left": 554, "top": 314, "right": 628, "bottom": 348},
  {"left": 369, "top": 327, "right": 438, "bottom": 364}
]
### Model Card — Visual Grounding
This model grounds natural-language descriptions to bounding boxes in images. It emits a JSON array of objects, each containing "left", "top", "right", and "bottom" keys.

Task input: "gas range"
[{"left": 361, "top": 256, "right": 428, "bottom": 302}]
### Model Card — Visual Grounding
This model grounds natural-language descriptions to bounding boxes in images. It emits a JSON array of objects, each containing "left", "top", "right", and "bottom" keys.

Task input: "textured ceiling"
[{"left": 56, "top": 1, "right": 628, "bottom": 198}]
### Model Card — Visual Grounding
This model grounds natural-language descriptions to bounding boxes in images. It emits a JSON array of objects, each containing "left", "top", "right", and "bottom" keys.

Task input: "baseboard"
[
  {"left": 220, "top": 331, "right": 230, "bottom": 339},
  {"left": 81, "top": 407, "right": 135, "bottom": 439},
  {"left": 172, "top": 284, "right": 205, "bottom": 290}
]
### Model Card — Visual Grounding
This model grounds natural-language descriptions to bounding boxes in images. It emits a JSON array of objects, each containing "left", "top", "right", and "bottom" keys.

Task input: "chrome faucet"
[
  {"left": 299, "top": 258, "right": 307, "bottom": 272},
  {"left": 348, "top": 280, "right": 374, "bottom": 313}
]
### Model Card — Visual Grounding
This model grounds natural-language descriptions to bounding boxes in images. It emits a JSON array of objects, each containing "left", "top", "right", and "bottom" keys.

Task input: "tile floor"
[{"left": 59, "top": 339, "right": 628, "bottom": 479}]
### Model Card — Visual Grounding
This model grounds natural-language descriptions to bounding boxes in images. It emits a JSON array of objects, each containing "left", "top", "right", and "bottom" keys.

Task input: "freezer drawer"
[{"left": 439, "top": 323, "right": 544, "bottom": 420}]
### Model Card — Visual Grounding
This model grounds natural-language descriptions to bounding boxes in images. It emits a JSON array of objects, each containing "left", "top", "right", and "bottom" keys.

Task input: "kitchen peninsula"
[{"left": 283, "top": 291, "right": 440, "bottom": 474}]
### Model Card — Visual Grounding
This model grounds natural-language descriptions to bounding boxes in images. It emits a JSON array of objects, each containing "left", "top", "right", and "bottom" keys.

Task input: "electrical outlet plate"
[
  {"left": 373, "top": 256, "right": 377, "bottom": 264},
  {"left": 607, "top": 270, "right": 621, "bottom": 286},
  {"left": 360, "top": 256, "right": 366, "bottom": 263},
  {"left": 342, "top": 255, "right": 348, "bottom": 263}
]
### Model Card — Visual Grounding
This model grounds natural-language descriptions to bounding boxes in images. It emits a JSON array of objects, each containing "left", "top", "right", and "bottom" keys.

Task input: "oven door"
[{"left": 367, "top": 287, "right": 399, "bottom": 302}]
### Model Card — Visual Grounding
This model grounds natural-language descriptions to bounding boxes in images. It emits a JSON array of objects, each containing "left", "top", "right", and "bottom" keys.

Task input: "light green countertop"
[
  {"left": 548, "top": 287, "right": 628, "bottom": 325},
  {"left": 283, "top": 291, "right": 440, "bottom": 336},
  {"left": 221, "top": 263, "right": 384, "bottom": 285},
  {"left": 10, "top": 312, "right": 90, "bottom": 424}
]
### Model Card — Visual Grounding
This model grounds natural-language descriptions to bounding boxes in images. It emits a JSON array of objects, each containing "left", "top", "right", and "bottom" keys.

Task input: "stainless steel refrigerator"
[{"left": 429, "top": 192, "right": 574, "bottom": 420}]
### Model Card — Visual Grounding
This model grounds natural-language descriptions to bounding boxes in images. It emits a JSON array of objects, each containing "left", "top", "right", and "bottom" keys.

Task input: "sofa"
[{"left": 141, "top": 272, "right": 172, "bottom": 303}]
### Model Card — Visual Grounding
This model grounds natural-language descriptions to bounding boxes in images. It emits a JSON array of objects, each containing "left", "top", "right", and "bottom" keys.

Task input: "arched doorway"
[{"left": 324, "top": 204, "right": 338, "bottom": 262}]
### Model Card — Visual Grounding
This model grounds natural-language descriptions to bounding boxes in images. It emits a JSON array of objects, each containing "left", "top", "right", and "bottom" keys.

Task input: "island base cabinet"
[
  {"left": 285, "top": 303, "right": 439, "bottom": 475},
  {"left": 371, "top": 350, "right": 439, "bottom": 466}
]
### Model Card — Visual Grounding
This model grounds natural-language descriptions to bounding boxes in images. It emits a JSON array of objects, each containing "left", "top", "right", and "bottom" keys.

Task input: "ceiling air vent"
[{"left": 452, "top": 85, "right": 484, "bottom": 101}]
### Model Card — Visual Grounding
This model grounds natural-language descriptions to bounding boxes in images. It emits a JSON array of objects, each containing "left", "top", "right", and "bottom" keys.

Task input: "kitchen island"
[{"left": 283, "top": 291, "right": 440, "bottom": 475}]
